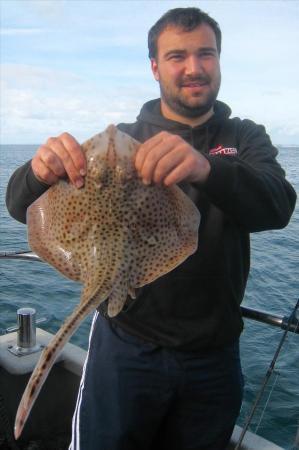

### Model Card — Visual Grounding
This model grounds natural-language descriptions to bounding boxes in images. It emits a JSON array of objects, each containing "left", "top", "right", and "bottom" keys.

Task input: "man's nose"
[{"left": 185, "top": 55, "right": 203, "bottom": 75}]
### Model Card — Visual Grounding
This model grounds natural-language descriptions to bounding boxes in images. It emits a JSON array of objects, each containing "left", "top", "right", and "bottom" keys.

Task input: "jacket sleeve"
[
  {"left": 197, "top": 119, "right": 297, "bottom": 232},
  {"left": 6, "top": 160, "right": 49, "bottom": 224}
]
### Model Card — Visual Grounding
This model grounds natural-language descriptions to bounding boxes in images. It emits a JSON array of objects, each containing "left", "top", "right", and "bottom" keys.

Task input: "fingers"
[
  {"left": 135, "top": 132, "right": 181, "bottom": 184},
  {"left": 59, "top": 132, "right": 86, "bottom": 177},
  {"left": 135, "top": 131, "right": 209, "bottom": 186},
  {"left": 31, "top": 132, "right": 86, "bottom": 187},
  {"left": 135, "top": 132, "right": 165, "bottom": 177},
  {"left": 163, "top": 159, "right": 195, "bottom": 186},
  {"left": 31, "top": 155, "right": 60, "bottom": 186}
]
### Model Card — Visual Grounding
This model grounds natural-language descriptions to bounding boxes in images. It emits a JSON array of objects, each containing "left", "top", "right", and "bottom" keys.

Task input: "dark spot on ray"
[
  {"left": 30, "top": 385, "right": 36, "bottom": 397},
  {"left": 45, "top": 351, "right": 53, "bottom": 362}
]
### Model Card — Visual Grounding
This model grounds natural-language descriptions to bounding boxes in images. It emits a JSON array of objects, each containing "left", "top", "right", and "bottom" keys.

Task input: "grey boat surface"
[{"left": 0, "top": 252, "right": 298, "bottom": 449}]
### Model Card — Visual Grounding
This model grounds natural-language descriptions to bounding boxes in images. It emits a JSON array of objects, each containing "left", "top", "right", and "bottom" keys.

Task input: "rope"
[{"left": 254, "top": 370, "right": 280, "bottom": 433}]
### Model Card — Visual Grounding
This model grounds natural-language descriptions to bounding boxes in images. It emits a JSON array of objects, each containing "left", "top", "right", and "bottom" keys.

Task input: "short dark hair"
[{"left": 148, "top": 7, "right": 222, "bottom": 59}]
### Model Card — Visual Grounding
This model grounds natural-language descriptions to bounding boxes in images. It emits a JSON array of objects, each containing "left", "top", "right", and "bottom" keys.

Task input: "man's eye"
[
  {"left": 200, "top": 51, "right": 215, "bottom": 58},
  {"left": 169, "top": 54, "right": 183, "bottom": 61}
]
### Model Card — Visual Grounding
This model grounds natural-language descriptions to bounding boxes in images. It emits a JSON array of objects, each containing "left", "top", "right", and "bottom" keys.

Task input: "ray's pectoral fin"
[{"left": 129, "top": 184, "right": 200, "bottom": 289}]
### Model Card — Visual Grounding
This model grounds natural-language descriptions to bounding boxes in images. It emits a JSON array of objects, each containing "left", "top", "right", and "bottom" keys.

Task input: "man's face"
[{"left": 151, "top": 24, "right": 221, "bottom": 120}]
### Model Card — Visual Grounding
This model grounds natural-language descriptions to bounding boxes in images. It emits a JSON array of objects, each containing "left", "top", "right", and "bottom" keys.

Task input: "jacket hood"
[{"left": 136, "top": 98, "right": 231, "bottom": 131}]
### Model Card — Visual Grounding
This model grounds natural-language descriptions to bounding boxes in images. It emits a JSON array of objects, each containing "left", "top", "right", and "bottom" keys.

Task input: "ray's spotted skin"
[{"left": 14, "top": 124, "right": 200, "bottom": 439}]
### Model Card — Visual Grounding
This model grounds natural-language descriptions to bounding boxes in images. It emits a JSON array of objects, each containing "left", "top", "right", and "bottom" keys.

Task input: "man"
[{"left": 6, "top": 7, "right": 296, "bottom": 450}]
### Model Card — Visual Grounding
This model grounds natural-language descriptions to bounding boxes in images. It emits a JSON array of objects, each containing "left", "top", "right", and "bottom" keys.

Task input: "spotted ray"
[{"left": 14, "top": 124, "right": 200, "bottom": 439}]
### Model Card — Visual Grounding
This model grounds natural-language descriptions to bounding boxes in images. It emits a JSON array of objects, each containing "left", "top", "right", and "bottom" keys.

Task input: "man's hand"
[
  {"left": 135, "top": 131, "right": 211, "bottom": 186},
  {"left": 31, "top": 132, "right": 86, "bottom": 188}
]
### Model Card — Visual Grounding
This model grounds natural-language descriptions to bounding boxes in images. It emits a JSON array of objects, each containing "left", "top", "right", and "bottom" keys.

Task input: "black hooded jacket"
[{"left": 6, "top": 99, "right": 297, "bottom": 351}]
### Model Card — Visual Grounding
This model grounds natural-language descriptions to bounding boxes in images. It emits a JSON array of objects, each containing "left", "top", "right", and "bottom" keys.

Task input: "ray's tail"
[{"left": 14, "top": 297, "right": 99, "bottom": 440}]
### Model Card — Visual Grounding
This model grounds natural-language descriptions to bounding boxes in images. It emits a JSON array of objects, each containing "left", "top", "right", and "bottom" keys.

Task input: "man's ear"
[{"left": 151, "top": 58, "right": 159, "bottom": 81}]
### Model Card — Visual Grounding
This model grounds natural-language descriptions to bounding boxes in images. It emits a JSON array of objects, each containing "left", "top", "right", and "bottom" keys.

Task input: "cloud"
[
  {"left": 17, "top": 0, "right": 65, "bottom": 22},
  {"left": 0, "top": 63, "right": 158, "bottom": 144},
  {"left": 1, "top": 59, "right": 298, "bottom": 145},
  {"left": 1, "top": 0, "right": 298, "bottom": 145},
  {"left": 0, "top": 27, "right": 47, "bottom": 36},
  {"left": 219, "top": 76, "right": 299, "bottom": 145}
]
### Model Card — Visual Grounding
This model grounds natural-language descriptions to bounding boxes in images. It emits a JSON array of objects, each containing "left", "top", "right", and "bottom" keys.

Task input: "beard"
[{"left": 159, "top": 74, "right": 221, "bottom": 119}]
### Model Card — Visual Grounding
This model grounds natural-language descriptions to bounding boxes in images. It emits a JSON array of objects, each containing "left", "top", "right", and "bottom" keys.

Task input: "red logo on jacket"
[{"left": 209, "top": 145, "right": 238, "bottom": 156}]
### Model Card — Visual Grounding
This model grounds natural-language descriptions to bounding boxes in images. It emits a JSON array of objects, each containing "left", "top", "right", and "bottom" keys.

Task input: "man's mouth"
[
  {"left": 182, "top": 82, "right": 207, "bottom": 87},
  {"left": 180, "top": 77, "right": 210, "bottom": 88}
]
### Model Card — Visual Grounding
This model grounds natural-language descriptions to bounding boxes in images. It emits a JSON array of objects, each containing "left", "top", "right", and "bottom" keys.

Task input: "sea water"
[{"left": 0, "top": 144, "right": 298, "bottom": 448}]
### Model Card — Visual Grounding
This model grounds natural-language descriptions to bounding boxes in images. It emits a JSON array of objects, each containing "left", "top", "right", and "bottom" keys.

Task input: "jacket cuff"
[
  {"left": 26, "top": 162, "right": 49, "bottom": 195},
  {"left": 193, "top": 155, "right": 237, "bottom": 200}
]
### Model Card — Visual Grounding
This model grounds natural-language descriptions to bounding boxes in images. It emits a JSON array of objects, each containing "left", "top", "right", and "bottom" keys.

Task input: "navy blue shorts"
[{"left": 70, "top": 312, "right": 243, "bottom": 450}]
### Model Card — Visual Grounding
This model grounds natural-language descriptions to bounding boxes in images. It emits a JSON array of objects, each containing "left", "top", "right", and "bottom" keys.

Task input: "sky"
[{"left": 0, "top": 0, "right": 299, "bottom": 145}]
